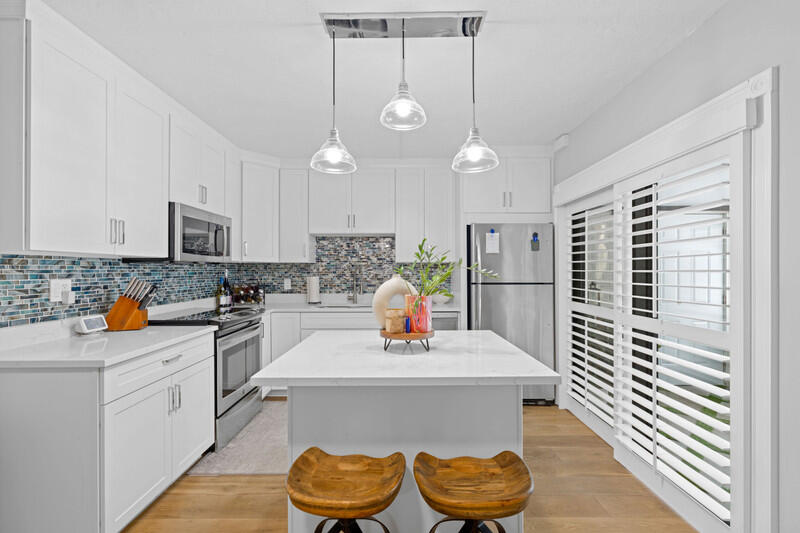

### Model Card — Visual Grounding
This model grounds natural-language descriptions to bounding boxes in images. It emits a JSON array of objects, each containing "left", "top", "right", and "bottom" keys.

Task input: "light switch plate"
[
  {"left": 284, "top": 278, "right": 291, "bottom": 290},
  {"left": 49, "top": 279, "right": 72, "bottom": 302}
]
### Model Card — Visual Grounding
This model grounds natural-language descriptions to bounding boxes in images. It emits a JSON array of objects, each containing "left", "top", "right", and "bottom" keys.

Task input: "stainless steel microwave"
[{"left": 169, "top": 202, "right": 231, "bottom": 262}]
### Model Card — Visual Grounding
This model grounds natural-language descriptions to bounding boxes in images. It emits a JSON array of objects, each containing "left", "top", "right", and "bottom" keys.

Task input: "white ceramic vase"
[{"left": 372, "top": 274, "right": 417, "bottom": 327}]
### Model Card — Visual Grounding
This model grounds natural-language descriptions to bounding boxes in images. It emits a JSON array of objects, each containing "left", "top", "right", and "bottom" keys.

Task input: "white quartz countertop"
[
  {"left": 251, "top": 330, "right": 561, "bottom": 387},
  {"left": 0, "top": 325, "right": 217, "bottom": 369}
]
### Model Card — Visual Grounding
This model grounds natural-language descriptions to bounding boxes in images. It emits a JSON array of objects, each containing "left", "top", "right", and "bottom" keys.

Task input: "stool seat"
[
  {"left": 287, "top": 447, "right": 406, "bottom": 520},
  {"left": 413, "top": 451, "right": 533, "bottom": 520}
]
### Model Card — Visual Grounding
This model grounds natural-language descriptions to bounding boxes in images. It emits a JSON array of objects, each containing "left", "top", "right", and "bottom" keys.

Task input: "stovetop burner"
[{"left": 149, "top": 306, "right": 264, "bottom": 329}]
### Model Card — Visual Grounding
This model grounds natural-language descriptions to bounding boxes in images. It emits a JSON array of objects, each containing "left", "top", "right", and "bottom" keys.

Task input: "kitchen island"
[{"left": 250, "top": 329, "right": 560, "bottom": 533}]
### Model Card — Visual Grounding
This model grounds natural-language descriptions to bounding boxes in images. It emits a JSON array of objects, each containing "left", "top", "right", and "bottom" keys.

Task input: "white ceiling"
[{"left": 42, "top": 0, "right": 728, "bottom": 159}]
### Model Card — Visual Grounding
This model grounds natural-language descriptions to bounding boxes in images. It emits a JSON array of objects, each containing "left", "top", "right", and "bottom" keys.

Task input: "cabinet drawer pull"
[
  {"left": 110, "top": 218, "right": 117, "bottom": 244},
  {"left": 508, "top": 191, "right": 512, "bottom": 208},
  {"left": 162, "top": 354, "right": 183, "bottom": 366},
  {"left": 119, "top": 219, "right": 125, "bottom": 245},
  {"left": 176, "top": 384, "right": 182, "bottom": 409},
  {"left": 168, "top": 385, "right": 174, "bottom": 413}
]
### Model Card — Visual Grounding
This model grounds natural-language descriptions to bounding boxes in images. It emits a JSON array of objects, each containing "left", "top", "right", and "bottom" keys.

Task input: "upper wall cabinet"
[
  {"left": 169, "top": 115, "right": 226, "bottom": 215},
  {"left": 395, "top": 168, "right": 455, "bottom": 262},
  {"left": 461, "top": 157, "right": 552, "bottom": 214},
  {"left": 309, "top": 169, "right": 395, "bottom": 235},
  {"left": 26, "top": 12, "right": 116, "bottom": 255},
  {"left": 279, "top": 169, "right": 312, "bottom": 263},
  {"left": 225, "top": 148, "right": 242, "bottom": 262},
  {"left": 111, "top": 72, "right": 170, "bottom": 258},
  {"left": 241, "top": 161, "right": 279, "bottom": 262}
]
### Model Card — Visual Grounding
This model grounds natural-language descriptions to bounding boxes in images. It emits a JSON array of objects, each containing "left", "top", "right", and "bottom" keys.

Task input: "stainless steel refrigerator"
[{"left": 467, "top": 223, "right": 555, "bottom": 401}]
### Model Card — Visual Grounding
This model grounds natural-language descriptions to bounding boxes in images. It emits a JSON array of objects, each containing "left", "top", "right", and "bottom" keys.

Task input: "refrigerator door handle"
[{"left": 475, "top": 284, "right": 482, "bottom": 329}]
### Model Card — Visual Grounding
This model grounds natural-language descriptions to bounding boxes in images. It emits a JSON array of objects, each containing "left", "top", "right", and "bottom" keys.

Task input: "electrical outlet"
[
  {"left": 49, "top": 279, "right": 72, "bottom": 303},
  {"left": 284, "top": 278, "right": 291, "bottom": 291}
]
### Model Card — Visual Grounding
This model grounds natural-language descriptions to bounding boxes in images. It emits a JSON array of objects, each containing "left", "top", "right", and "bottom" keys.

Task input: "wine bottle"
[{"left": 215, "top": 276, "right": 225, "bottom": 315}]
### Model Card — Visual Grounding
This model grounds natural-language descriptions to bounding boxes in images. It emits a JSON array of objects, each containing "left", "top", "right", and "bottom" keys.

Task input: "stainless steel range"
[{"left": 150, "top": 307, "right": 264, "bottom": 449}]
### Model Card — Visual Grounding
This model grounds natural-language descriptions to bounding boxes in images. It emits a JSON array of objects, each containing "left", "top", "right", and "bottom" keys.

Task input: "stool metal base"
[
  {"left": 314, "top": 517, "right": 391, "bottom": 533},
  {"left": 429, "top": 518, "right": 506, "bottom": 533},
  {"left": 383, "top": 338, "right": 431, "bottom": 351}
]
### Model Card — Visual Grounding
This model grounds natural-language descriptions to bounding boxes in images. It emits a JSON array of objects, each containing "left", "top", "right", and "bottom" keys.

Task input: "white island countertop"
[
  {"left": 251, "top": 329, "right": 560, "bottom": 387},
  {"left": 0, "top": 325, "right": 217, "bottom": 369}
]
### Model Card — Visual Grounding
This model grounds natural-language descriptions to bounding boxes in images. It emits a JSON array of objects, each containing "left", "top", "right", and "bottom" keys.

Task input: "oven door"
[
  {"left": 170, "top": 202, "right": 231, "bottom": 262},
  {"left": 216, "top": 322, "right": 263, "bottom": 416}
]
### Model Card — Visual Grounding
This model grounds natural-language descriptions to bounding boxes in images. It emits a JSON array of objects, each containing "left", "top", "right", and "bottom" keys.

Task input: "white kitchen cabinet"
[
  {"left": 26, "top": 15, "right": 114, "bottom": 255},
  {"left": 170, "top": 358, "right": 215, "bottom": 477},
  {"left": 225, "top": 148, "right": 243, "bottom": 261},
  {"left": 308, "top": 169, "right": 395, "bottom": 234},
  {"left": 506, "top": 158, "right": 551, "bottom": 213},
  {"left": 169, "top": 114, "right": 226, "bottom": 214},
  {"left": 102, "top": 376, "right": 172, "bottom": 532},
  {"left": 271, "top": 313, "right": 301, "bottom": 361},
  {"left": 242, "top": 161, "right": 279, "bottom": 262},
  {"left": 461, "top": 157, "right": 551, "bottom": 213},
  {"left": 110, "top": 74, "right": 170, "bottom": 257},
  {"left": 351, "top": 169, "right": 396, "bottom": 233},
  {"left": 280, "top": 169, "right": 312, "bottom": 262},
  {"left": 308, "top": 171, "right": 351, "bottom": 234},
  {"left": 395, "top": 168, "right": 455, "bottom": 262}
]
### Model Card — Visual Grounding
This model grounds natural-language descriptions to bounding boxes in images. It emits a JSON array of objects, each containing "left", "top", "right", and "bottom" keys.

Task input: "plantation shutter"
[
  {"left": 568, "top": 201, "right": 615, "bottom": 427},
  {"left": 613, "top": 140, "right": 737, "bottom": 523}
]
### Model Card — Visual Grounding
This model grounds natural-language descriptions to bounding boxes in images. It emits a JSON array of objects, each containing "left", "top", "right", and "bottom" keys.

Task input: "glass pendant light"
[
  {"left": 311, "top": 30, "right": 357, "bottom": 174},
  {"left": 380, "top": 19, "right": 427, "bottom": 131},
  {"left": 451, "top": 35, "right": 498, "bottom": 174}
]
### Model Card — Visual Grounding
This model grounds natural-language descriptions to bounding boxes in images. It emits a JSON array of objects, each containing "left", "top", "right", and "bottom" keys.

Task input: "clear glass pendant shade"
[
  {"left": 380, "top": 82, "right": 427, "bottom": 131},
  {"left": 451, "top": 127, "right": 499, "bottom": 173},
  {"left": 310, "top": 129, "right": 357, "bottom": 174}
]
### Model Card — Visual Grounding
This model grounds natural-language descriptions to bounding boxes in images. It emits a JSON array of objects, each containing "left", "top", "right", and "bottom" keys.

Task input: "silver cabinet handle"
[
  {"left": 167, "top": 385, "right": 174, "bottom": 413},
  {"left": 119, "top": 220, "right": 125, "bottom": 245},
  {"left": 204, "top": 185, "right": 208, "bottom": 204},
  {"left": 508, "top": 191, "right": 512, "bottom": 208},
  {"left": 176, "top": 384, "right": 182, "bottom": 409},
  {"left": 352, "top": 214, "right": 355, "bottom": 228},
  {"left": 162, "top": 354, "right": 182, "bottom": 366},
  {"left": 243, "top": 240, "right": 248, "bottom": 256},
  {"left": 198, "top": 184, "right": 204, "bottom": 203},
  {"left": 346, "top": 214, "right": 350, "bottom": 228},
  {"left": 110, "top": 218, "right": 117, "bottom": 244},
  {"left": 502, "top": 192, "right": 506, "bottom": 207}
]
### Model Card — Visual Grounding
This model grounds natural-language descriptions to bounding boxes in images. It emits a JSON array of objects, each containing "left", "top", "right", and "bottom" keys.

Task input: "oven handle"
[{"left": 217, "top": 322, "right": 263, "bottom": 352}]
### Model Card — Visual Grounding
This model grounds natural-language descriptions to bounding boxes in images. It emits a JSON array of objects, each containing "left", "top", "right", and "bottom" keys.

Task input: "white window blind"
[
  {"left": 570, "top": 204, "right": 614, "bottom": 309},
  {"left": 613, "top": 148, "right": 735, "bottom": 523},
  {"left": 569, "top": 311, "right": 615, "bottom": 425}
]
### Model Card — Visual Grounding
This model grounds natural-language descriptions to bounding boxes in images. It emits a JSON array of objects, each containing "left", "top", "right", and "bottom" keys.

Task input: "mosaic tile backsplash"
[{"left": 0, "top": 236, "right": 451, "bottom": 328}]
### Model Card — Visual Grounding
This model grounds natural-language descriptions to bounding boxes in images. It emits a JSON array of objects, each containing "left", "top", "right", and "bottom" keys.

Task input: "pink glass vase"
[{"left": 405, "top": 295, "right": 432, "bottom": 333}]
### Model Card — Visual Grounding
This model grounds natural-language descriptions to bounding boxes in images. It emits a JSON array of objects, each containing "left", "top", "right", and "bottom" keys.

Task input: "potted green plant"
[{"left": 395, "top": 239, "right": 497, "bottom": 333}]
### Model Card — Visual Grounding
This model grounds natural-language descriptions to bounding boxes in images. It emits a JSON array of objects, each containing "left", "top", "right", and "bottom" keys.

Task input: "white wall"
[{"left": 554, "top": 0, "right": 798, "bottom": 528}]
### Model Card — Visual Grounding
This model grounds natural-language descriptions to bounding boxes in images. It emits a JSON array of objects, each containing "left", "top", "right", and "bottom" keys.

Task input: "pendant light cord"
[
  {"left": 401, "top": 19, "right": 406, "bottom": 83},
  {"left": 471, "top": 34, "right": 477, "bottom": 129},
  {"left": 332, "top": 29, "right": 336, "bottom": 130}
]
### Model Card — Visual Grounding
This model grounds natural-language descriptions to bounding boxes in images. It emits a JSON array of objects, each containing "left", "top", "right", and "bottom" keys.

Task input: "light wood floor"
[{"left": 125, "top": 406, "right": 695, "bottom": 533}]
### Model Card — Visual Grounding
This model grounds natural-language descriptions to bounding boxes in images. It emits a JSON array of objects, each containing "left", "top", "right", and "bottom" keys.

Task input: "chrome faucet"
[{"left": 348, "top": 265, "right": 362, "bottom": 304}]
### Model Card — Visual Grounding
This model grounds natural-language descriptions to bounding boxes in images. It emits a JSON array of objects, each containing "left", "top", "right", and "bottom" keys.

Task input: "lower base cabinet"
[
  {"left": 0, "top": 332, "right": 215, "bottom": 533},
  {"left": 102, "top": 357, "right": 214, "bottom": 532}
]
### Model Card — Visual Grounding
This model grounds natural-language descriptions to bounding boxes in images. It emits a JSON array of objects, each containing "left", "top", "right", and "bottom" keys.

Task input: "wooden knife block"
[{"left": 106, "top": 296, "right": 148, "bottom": 331}]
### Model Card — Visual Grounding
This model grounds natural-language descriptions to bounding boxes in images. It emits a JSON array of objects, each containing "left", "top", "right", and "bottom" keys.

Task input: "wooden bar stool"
[
  {"left": 413, "top": 451, "right": 533, "bottom": 533},
  {"left": 287, "top": 447, "right": 406, "bottom": 533}
]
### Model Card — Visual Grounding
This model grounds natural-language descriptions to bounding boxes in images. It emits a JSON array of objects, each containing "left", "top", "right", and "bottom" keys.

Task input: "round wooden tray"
[{"left": 380, "top": 329, "right": 434, "bottom": 351}]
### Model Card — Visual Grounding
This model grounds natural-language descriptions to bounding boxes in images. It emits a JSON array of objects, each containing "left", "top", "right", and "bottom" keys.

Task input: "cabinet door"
[
  {"left": 424, "top": 168, "right": 456, "bottom": 256},
  {"left": 241, "top": 161, "right": 279, "bottom": 262},
  {"left": 351, "top": 169, "right": 395, "bottom": 234},
  {"left": 506, "top": 158, "right": 552, "bottom": 213},
  {"left": 27, "top": 27, "right": 113, "bottom": 254},
  {"left": 102, "top": 376, "right": 171, "bottom": 533},
  {"left": 201, "top": 142, "right": 226, "bottom": 214},
  {"left": 280, "top": 169, "right": 311, "bottom": 262},
  {"left": 169, "top": 115, "right": 204, "bottom": 209},
  {"left": 308, "top": 171, "right": 350, "bottom": 234},
  {"left": 171, "top": 358, "right": 215, "bottom": 478},
  {"left": 112, "top": 79, "right": 169, "bottom": 257},
  {"left": 460, "top": 166, "right": 507, "bottom": 213},
  {"left": 395, "top": 168, "right": 425, "bottom": 262},
  {"left": 225, "top": 149, "right": 242, "bottom": 261},
  {"left": 270, "top": 313, "right": 301, "bottom": 361}
]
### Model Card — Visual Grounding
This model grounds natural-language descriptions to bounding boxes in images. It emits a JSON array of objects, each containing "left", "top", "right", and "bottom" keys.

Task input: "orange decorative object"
[
  {"left": 105, "top": 296, "right": 149, "bottom": 331},
  {"left": 405, "top": 295, "right": 432, "bottom": 333}
]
